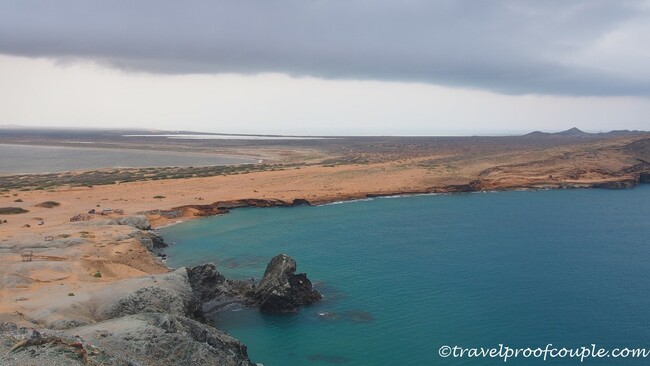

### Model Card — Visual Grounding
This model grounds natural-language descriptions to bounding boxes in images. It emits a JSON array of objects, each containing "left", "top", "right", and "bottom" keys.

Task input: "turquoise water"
[{"left": 161, "top": 186, "right": 650, "bottom": 365}]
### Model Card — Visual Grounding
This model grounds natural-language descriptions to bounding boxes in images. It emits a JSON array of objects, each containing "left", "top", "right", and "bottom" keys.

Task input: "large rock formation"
[
  {"left": 254, "top": 254, "right": 322, "bottom": 314},
  {"left": 187, "top": 263, "right": 255, "bottom": 316},
  {"left": 110, "top": 215, "right": 151, "bottom": 230}
]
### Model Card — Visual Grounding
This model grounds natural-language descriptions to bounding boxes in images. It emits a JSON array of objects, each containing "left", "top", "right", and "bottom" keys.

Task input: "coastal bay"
[
  {"left": 161, "top": 186, "right": 650, "bottom": 365},
  {"left": 1, "top": 130, "right": 649, "bottom": 364}
]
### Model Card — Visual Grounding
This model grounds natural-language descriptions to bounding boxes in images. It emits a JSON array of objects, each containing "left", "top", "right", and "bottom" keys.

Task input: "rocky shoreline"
[
  {"left": 1, "top": 213, "right": 321, "bottom": 366},
  {"left": 148, "top": 172, "right": 650, "bottom": 221}
]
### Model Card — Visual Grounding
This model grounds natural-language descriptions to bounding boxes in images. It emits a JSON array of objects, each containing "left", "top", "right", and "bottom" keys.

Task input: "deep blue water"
[{"left": 160, "top": 186, "right": 650, "bottom": 365}]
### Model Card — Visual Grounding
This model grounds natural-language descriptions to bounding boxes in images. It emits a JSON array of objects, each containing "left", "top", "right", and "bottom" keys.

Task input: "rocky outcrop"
[
  {"left": 110, "top": 215, "right": 151, "bottom": 230},
  {"left": 254, "top": 254, "right": 322, "bottom": 314},
  {"left": 187, "top": 263, "right": 255, "bottom": 316},
  {"left": 0, "top": 267, "right": 256, "bottom": 365},
  {"left": 94, "top": 269, "right": 199, "bottom": 320},
  {"left": 187, "top": 263, "right": 228, "bottom": 302},
  {"left": 66, "top": 313, "right": 253, "bottom": 366},
  {"left": 130, "top": 230, "right": 168, "bottom": 251},
  {"left": 591, "top": 179, "right": 638, "bottom": 189},
  {"left": 168, "top": 198, "right": 311, "bottom": 218},
  {"left": 640, "top": 173, "right": 650, "bottom": 183},
  {"left": 0, "top": 322, "right": 122, "bottom": 365},
  {"left": 216, "top": 198, "right": 291, "bottom": 209},
  {"left": 68, "top": 268, "right": 254, "bottom": 366},
  {"left": 291, "top": 198, "right": 311, "bottom": 206},
  {"left": 431, "top": 180, "right": 484, "bottom": 193}
]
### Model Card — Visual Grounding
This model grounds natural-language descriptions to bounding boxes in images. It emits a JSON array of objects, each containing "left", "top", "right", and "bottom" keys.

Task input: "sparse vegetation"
[
  {"left": 93, "top": 271, "right": 102, "bottom": 278},
  {"left": 0, "top": 163, "right": 305, "bottom": 190},
  {"left": 68, "top": 292, "right": 75, "bottom": 296},
  {"left": 0, "top": 207, "right": 29, "bottom": 214},
  {"left": 35, "top": 201, "right": 61, "bottom": 208},
  {"left": 153, "top": 195, "right": 166, "bottom": 199},
  {"left": 13, "top": 198, "right": 23, "bottom": 202},
  {"left": 79, "top": 231, "right": 95, "bottom": 239}
]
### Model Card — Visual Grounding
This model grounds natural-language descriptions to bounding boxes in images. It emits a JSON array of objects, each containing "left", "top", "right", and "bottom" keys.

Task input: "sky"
[{"left": 0, "top": 0, "right": 649, "bottom": 135}]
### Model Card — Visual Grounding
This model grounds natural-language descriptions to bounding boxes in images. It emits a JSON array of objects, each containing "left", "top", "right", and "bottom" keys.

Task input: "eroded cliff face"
[{"left": 172, "top": 198, "right": 312, "bottom": 217}]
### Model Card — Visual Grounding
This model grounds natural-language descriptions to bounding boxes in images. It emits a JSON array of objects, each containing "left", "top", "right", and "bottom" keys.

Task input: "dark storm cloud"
[{"left": 0, "top": 0, "right": 649, "bottom": 95}]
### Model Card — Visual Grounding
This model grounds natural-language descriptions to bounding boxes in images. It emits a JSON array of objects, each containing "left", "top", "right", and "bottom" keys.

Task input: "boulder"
[{"left": 254, "top": 254, "right": 321, "bottom": 313}]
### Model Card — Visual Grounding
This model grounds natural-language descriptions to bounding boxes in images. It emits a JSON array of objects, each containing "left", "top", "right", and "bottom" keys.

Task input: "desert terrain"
[{"left": 1, "top": 128, "right": 649, "bottom": 364}]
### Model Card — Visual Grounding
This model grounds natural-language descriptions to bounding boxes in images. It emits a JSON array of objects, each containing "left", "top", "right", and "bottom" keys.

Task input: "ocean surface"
[
  {"left": 161, "top": 186, "right": 650, "bottom": 365},
  {"left": 0, "top": 144, "right": 255, "bottom": 174}
]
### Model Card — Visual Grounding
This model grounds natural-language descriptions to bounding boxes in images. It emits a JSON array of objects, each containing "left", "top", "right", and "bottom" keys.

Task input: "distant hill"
[
  {"left": 524, "top": 127, "right": 645, "bottom": 138},
  {"left": 555, "top": 127, "right": 590, "bottom": 137}
]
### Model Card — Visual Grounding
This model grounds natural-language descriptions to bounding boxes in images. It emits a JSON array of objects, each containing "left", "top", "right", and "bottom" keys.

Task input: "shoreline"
[{"left": 146, "top": 175, "right": 647, "bottom": 230}]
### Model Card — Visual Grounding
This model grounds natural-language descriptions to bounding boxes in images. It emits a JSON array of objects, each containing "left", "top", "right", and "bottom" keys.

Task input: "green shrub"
[
  {"left": 0, "top": 207, "right": 28, "bottom": 214},
  {"left": 35, "top": 201, "right": 60, "bottom": 208}
]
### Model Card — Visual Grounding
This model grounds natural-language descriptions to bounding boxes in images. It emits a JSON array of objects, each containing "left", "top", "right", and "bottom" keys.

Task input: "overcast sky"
[{"left": 1, "top": 0, "right": 649, "bottom": 135}]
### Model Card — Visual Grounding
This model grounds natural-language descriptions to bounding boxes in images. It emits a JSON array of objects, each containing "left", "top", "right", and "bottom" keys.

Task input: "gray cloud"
[{"left": 1, "top": 0, "right": 649, "bottom": 96}]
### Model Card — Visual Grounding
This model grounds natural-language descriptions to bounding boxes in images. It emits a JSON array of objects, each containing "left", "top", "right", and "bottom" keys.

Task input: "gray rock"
[
  {"left": 187, "top": 263, "right": 255, "bottom": 316},
  {"left": 66, "top": 313, "right": 254, "bottom": 366},
  {"left": 0, "top": 322, "right": 122, "bottom": 365},
  {"left": 130, "top": 231, "right": 168, "bottom": 251},
  {"left": 254, "top": 254, "right": 322, "bottom": 313},
  {"left": 187, "top": 263, "right": 227, "bottom": 302},
  {"left": 94, "top": 268, "right": 200, "bottom": 321},
  {"left": 98, "top": 286, "right": 198, "bottom": 320},
  {"left": 639, "top": 173, "right": 650, "bottom": 183},
  {"left": 110, "top": 215, "right": 151, "bottom": 230},
  {"left": 592, "top": 179, "right": 638, "bottom": 189}
]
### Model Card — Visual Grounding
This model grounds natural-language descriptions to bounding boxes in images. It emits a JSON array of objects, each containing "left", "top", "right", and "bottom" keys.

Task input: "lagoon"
[{"left": 0, "top": 144, "right": 254, "bottom": 174}]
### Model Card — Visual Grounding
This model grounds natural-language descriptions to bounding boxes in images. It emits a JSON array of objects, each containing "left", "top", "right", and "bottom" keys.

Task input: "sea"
[
  {"left": 160, "top": 185, "right": 650, "bottom": 365},
  {"left": 0, "top": 144, "right": 255, "bottom": 174}
]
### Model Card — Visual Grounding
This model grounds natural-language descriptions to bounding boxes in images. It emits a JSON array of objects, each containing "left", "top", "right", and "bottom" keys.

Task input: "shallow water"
[
  {"left": 161, "top": 185, "right": 650, "bottom": 365},
  {"left": 0, "top": 144, "right": 254, "bottom": 174}
]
